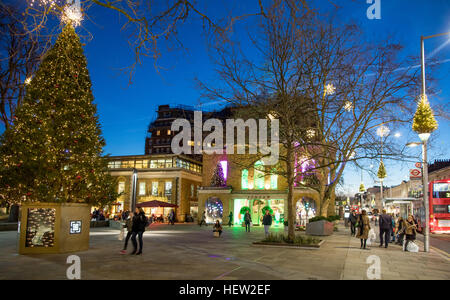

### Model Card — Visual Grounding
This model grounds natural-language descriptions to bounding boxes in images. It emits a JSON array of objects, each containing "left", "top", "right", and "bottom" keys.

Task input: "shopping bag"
[
  {"left": 366, "top": 238, "right": 372, "bottom": 246},
  {"left": 250, "top": 222, "right": 253, "bottom": 227},
  {"left": 407, "top": 241, "right": 419, "bottom": 252},
  {"left": 213, "top": 231, "right": 220, "bottom": 238},
  {"left": 118, "top": 227, "right": 124, "bottom": 241},
  {"left": 368, "top": 229, "right": 376, "bottom": 241}
]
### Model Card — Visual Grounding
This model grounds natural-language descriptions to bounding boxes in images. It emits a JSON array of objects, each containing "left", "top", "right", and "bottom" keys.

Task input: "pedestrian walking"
[
  {"left": 120, "top": 212, "right": 134, "bottom": 254},
  {"left": 262, "top": 210, "right": 272, "bottom": 237},
  {"left": 403, "top": 215, "right": 417, "bottom": 251},
  {"left": 349, "top": 210, "right": 357, "bottom": 236},
  {"left": 356, "top": 210, "right": 371, "bottom": 249},
  {"left": 131, "top": 207, "right": 147, "bottom": 255},
  {"left": 378, "top": 209, "right": 393, "bottom": 248},
  {"left": 169, "top": 209, "right": 175, "bottom": 225},
  {"left": 244, "top": 210, "right": 252, "bottom": 232},
  {"left": 227, "top": 211, "right": 233, "bottom": 227},
  {"left": 199, "top": 211, "right": 207, "bottom": 226}
]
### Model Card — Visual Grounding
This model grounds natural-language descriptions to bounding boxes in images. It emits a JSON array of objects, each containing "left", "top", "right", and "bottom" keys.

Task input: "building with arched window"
[{"left": 198, "top": 151, "right": 332, "bottom": 226}]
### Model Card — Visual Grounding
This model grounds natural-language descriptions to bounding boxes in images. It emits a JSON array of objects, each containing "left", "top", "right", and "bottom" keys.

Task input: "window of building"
[
  {"left": 191, "top": 184, "right": 194, "bottom": 197},
  {"left": 139, "top": 182, "right": 146, "bottom": 196},
  {"left": 165, "top": 181, "right": 172, "bottom": 195},
  {"left": 270, "top": 174, "right": 278, "bottom": 189},
  {"left": 165, "top": 159, "right": 173, "bottom": 168},
  {"left": 254, "top": 161, "right": 265, "bottom": 190},
  {"left": 152, "top": 182, "right": 158, "bottom": 196},
  {"left": 118, "top": 182, "right": 125, "bottom": 194},
  {"left": 241, "top": 169, "right": 249, "bottom": 190},
  {"left": 167, "top": 129, "right": 171, "bottom": 135},
  {"left": 157, "top": 130, "right": 161, "bottom": 136}
]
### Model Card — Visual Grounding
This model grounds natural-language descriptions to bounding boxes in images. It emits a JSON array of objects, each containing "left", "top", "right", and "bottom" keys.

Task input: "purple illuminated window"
[{"left": 220, "top": 161, "right": 228, "bottom": 180}]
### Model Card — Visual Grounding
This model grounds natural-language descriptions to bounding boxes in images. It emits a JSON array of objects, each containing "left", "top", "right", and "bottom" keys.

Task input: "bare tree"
[
  {"left": 0, "top": 4, "right": 43, "bottom": 130},
  {"left": 198, "top": 1, "right": 420, "bottom": 240}
]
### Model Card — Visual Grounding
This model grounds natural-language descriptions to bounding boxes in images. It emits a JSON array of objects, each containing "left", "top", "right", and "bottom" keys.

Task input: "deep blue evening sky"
[{"left": 10, "top": 1, "right": 450, "bottom": 195}]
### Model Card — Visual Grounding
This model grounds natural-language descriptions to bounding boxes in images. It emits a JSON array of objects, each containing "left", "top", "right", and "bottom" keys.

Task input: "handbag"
[
  {"left": 118, "top": 227, "right": 124, "bottom": 241},
  {"left": 406, "top": 241, "right": 419, "bottom": 252},
  {"left": 213, "top": 231, "right": 220, "bottom": 238}
]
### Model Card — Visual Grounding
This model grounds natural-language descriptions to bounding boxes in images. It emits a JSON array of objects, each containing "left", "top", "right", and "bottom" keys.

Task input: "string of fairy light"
[{"left": 28, "top": 0, "right": 83, "bottom": 27}]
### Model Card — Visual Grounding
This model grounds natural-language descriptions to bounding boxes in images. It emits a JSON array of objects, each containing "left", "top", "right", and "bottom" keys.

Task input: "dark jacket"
[
  {"left": 244, "top": 212, "right": 252, "bottom": 223},
  {"left": 349, "top": 213, "right": 357, "bottom": 224},
  {"left": 379, "top": 214, "right": 393, "bottom": 230},
  {"left": 262, "top": 214, "right": 272, "bottom": 226},
  {"left": 132, "top": 212, "right": 147, "bottom": 232}
]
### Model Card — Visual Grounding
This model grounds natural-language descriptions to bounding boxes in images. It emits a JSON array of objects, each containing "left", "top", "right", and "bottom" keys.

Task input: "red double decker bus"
[{"left": 429, "top": 179, "right": 450, "bottom": 233}]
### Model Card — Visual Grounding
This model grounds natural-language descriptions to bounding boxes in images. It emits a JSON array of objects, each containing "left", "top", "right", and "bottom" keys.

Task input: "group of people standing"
[
  {"left": 243, "top": 210, "right": 273, "bottom": 236},
  {"left": 348, "top": 209, "right": 418, "bottom": 251},
  {"left": 199, "top": 209, "right": 274, "bottom": 237}
]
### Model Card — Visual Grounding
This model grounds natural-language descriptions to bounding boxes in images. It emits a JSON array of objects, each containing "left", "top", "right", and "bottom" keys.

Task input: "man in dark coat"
[
  {"left": 349, "top": 211, "right": 357, "bottom": 236},
  {"left": 378, "top": 209, "right": 392, "bottom": 248},
  {"left": 262, "top": 210, "right": 273, "bottom": 237}
]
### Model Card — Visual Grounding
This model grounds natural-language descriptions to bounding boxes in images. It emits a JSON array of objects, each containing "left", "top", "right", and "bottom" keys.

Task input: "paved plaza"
[{"left": 0, "top": 222, "right": 449, "bottom": 280}]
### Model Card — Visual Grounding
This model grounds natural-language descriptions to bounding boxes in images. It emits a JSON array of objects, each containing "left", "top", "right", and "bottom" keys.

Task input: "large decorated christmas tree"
[{"left": 0, "top": 24, "right": 118, "bottom": 207}]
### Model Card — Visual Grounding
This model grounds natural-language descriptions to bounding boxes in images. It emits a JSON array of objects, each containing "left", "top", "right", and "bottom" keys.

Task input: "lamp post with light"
[
  {"left": 377, "top": 125, "right": 390, "bottom": 207},
  {"left": 407, "top": 31, "right": 449, "bottom": 252}
]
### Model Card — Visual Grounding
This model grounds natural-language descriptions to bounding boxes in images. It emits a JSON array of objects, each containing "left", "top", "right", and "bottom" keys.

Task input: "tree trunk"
[
  {"left": 8, "top": 204, "right": 19, "bottom": 222},
  {"left": 286, "top": 145, "right": 295, "bottom": 241}
]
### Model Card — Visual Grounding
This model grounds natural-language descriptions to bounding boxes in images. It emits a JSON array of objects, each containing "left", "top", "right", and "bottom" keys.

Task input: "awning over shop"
[{"left": 136, "top": 200, "right": 178, "bottom": 208}]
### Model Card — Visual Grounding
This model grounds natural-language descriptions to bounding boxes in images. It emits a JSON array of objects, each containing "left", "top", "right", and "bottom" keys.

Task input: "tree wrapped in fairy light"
[
  {"left": 210, "top": 163, "right": 226, "bottom": 187},
  {"left": 412, "top": 94, "right": 438, "bottom": 134},
  {"left": 0, "top": 24, "right": 118, "bottom": 207}
]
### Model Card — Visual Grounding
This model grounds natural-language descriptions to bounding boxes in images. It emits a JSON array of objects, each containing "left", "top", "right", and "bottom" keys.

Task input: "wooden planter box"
[
  {"left": 19, "top": 203, "right": 90, "bottom": 254},
  {"left": 306, "top": 220, "right": 334, "bottom": 236}
]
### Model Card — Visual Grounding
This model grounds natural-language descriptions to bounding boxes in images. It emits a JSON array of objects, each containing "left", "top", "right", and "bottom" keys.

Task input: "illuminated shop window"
[
  {"left": 254, "top": 161, "right": 265, "bottom": 190},
  {"left": 241, "top": 169, "right": 249, "bottom": 190}
]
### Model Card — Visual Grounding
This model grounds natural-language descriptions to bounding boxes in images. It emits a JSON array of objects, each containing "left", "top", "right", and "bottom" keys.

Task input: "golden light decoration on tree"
[
  {"left": 412, "top": 94, "right": 438, "bottom": 134},
  {"left": 344, "top": 101, "right": 353, "bottom": 112},
  {"left": 377, "top": 161, "right": 387, "bottom": 179},
  {"left": 324, "top": 83, "right": 336, "bottom": 96}
]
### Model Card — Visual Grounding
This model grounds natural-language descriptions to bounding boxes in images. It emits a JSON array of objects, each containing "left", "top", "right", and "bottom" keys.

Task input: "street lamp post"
[
  {"left": 406, "top": 135, "right": 430, "bottom": 252},
  {"left": 377, "top": 125, "right": 390, "bottom": 208},
  {"left": 415, "top": 31, "right": 449, "bottom": 252}
]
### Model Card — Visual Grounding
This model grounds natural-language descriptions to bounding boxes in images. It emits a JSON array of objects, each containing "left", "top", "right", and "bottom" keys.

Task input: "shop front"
[{"left": 232, "top": 198, "right": 285, "bottom": 226}]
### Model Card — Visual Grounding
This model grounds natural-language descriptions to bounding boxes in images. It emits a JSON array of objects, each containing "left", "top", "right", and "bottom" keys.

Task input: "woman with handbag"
[
  {"left": 356, "top": 210, "right": 371, "bottom": 250},
  {"left": 403, "top": 215, "right": 417, "bottom": 251}
]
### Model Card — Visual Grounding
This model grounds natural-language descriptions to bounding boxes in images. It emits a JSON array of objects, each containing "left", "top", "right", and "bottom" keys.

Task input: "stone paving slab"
[{"left": 0, "top": 222, "right": 448, "bottom": 280}]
